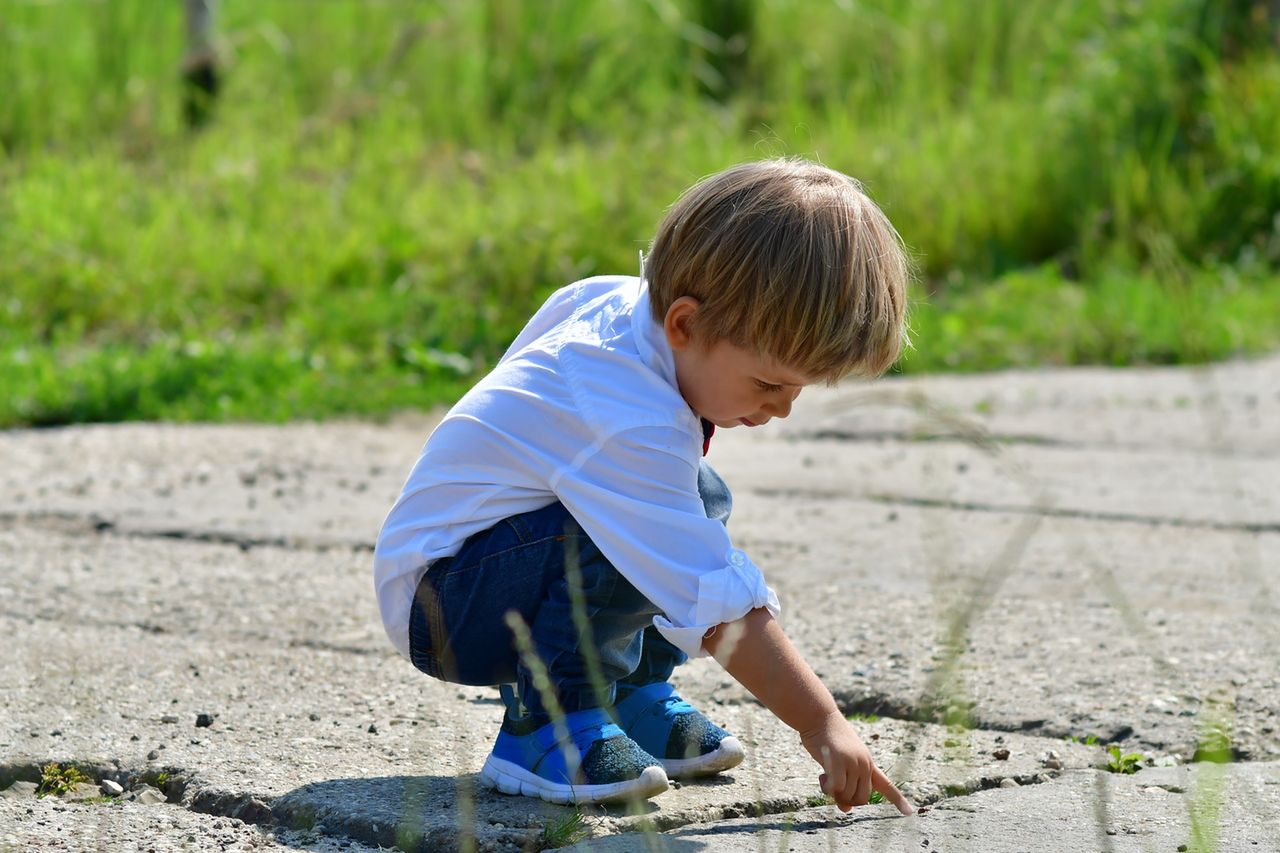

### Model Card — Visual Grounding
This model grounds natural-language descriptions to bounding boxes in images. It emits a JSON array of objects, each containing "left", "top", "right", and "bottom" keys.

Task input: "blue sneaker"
[
  {"left": 479, "top": 706, "right": 669, "bottom": 805},
  {"left": 614, "top": 682, "right": 744, "bottom": 777}
]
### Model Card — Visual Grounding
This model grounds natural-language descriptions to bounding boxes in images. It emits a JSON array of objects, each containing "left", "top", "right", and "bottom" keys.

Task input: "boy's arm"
[{"left": 704, "top": 607, "right": 915, "bottom": 815}]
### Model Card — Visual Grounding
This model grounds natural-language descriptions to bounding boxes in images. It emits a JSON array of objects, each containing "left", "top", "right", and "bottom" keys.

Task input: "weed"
[
  {"left": 1104, "top": 746, "right": 1145, "bottom": 775},
  {"left": 846, "top": 712, "right": 880, "bottom": 723},
  {"left": 805, "top": 794, "right": 834, "bottom": 808},
  {"left": 536, "top": 809, "right": 587, "bottom": 850},
  {"left": 35, "top": 763, "right": 90, "bottom": 798},
  {"left": 868, "top": 791, "right": 885, "bottom": 805},
  {"left": 1066, "top": 734, "right": 1100, "bottom": 746}
]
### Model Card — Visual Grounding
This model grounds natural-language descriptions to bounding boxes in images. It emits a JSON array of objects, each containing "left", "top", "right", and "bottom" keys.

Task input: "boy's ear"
[{"left": 663, "top": 296, "right": 701, "bottom": 351}]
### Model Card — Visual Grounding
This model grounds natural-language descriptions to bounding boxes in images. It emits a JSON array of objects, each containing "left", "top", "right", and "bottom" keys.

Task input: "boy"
[{"left": 374, "top": 158, "right": 913, "bottom": 814}]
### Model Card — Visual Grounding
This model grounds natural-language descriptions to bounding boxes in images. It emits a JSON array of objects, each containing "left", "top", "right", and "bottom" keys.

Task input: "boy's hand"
[
  {"left": 704, "top": 609, "right": 916, "bottom": 815},
  {"left": 799, "top": 711, "right": 915, "bottom": 815}
]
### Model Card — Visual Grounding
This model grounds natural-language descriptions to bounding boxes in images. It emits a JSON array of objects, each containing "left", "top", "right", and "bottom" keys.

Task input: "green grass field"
[{"left": 2, "top": 0, "right": 1278, "bottom": 426}]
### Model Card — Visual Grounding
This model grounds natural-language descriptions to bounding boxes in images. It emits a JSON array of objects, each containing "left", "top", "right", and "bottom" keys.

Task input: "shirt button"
[{"left": 728, "top": 550, "right": 747, "bottom": 567}]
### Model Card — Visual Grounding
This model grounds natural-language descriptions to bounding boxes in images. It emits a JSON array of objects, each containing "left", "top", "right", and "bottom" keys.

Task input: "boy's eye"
[{"left": 754, "top": 379, "right": 784, "bottom": 392}]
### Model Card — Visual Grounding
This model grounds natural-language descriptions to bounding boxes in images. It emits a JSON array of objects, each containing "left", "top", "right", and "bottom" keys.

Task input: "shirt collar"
[{"left": 632, "top": 278, "right": 680, "bottom": 393}]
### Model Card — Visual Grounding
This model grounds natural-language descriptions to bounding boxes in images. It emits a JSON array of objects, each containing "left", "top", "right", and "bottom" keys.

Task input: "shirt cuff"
[{"left": 652, "top": 548, "right": 782, "bottom": 658}]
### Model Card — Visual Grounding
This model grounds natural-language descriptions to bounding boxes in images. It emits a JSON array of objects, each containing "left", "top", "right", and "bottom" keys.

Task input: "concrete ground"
[{"left": 2, "top": 353, "right": 1277, "bottom": 852}]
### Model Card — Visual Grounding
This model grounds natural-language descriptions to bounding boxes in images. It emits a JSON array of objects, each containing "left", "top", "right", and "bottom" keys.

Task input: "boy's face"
[{"left": 664, "top": 297, "right": 813, "bottom": 429}]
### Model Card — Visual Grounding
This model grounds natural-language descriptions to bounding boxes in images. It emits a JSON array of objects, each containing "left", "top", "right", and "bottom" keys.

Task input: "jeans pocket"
[{"left": 407, "top": 568, "right": 446, "bottom": 680}]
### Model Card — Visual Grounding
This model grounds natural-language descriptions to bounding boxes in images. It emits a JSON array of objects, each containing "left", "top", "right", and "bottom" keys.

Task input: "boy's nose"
[{"left": 767, "top": 389, "right": 799, "bottom": 419}]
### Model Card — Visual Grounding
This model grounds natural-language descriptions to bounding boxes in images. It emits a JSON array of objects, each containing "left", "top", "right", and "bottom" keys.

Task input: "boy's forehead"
[{"left": 746, "top": 350, "right": 814, "bottom": 386}]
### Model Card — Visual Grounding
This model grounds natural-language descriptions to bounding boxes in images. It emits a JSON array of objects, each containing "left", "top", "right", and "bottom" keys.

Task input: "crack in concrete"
[
  {"left": 0, "top": 754, "right": 1102, "bottom": 852},
  {"left": 0, "top": 510, "right": 374, "bottom": 552},
  {"left": 791, "top": 428, "right": 1276, "bottom": 459},
  {"left": 748, "top": 489, "right": 1280, "bottom": 534},
  {"left": 0, "top": 607, "right": 385, "bottom": 660}
]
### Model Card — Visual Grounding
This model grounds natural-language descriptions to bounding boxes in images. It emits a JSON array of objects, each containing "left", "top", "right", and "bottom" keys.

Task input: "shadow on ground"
[{"left": 269, "top": 772, "right": 668, "bottom": 851}]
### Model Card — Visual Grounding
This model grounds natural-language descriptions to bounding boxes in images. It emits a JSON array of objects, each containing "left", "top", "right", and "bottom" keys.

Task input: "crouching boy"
[{"left": 374, "top": 159, "right": 914, "bottom": 813}]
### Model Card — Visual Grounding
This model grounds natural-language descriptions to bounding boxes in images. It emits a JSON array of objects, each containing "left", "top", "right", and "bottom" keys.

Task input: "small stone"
[
  {"left": 62, "top": 782, "right": 102, "bottom": 802},
  {"left": 671, "top": 780, "right": 681, "bottom": 789},
  {"left": 992, "top": 748, "right": 1011, "bottom": 761},
  {"left": 1043, "top": 758, "right": 1063, "bottom": 770},
  {"left": 101, "top": 780, "right": 124, "bottom": 796},
  {"left": 195, "top": 713, "right": 215, "bottom": 728},
  {"left": 309, "top": 713, "right": 321, "bottom": 722},
  {"left": 130, "top": 735, "right": 140, "bottom": 742},
  {"left": 160, "top": 715, "right": 179, "bottom": 724},
  {"left": 147, "top": 750, "right": 160, "bottom": 761},
  {"left": 367, "top": 723, "right": 378, "bottom": 734},
  {"left": 125, "top": 785, "right": 166, "bottom": 805},
  {"left": 999, "top": 778, "right": 1019, "bottom": 788},
  {"left": 1177, "top": 845, "right": 1188, "bottom": 852},
  {"left": 0, "top": 782, "right": 38, "bottom": 800},
  {"left": 50, "top": 729, "right": 62, "bottom": 737}
]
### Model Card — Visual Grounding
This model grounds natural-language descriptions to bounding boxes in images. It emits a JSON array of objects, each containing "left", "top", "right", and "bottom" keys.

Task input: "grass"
[
  {"left": 535, "top": 809, "right": 588, "bottom": 851},
  {"left": 2, "top": 0, "right": 1279, "bottom": 427}
]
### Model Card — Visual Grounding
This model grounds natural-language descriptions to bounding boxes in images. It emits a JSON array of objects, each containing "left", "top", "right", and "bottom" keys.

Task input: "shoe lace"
[{"left": 655, "top": 693, "right": 696, "bottom": 721}]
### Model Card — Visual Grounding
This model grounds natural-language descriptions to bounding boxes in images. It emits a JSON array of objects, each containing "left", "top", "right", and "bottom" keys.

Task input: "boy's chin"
[{"left": 712, "top": 416, "right": 762, "bottom": 429}]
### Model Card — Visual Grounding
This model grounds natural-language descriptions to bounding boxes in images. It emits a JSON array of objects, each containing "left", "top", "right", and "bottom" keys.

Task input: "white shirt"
[{"left": 373, "top": 275, "right": 781, "bottom": 660}]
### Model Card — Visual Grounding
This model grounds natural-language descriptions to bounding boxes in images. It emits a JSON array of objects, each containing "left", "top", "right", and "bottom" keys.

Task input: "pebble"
[
  {"left": 147, "top": 750, "right": 160, "bottom": 761},
  {"left": 999, "top": 778, "right": 1020, "bottom": 788},
  {"left": 195, "top": 713, "right": 215, "bottom": 728},
  {"left": 160, "top": 715, "right": 179, "bottom": 724},
  {"left": 101, "top": 780, "right": 124, "bottom": 796},
  {"left": 0, "top": 782, "right": 38, "bottom": 799},
  {"left": 367, "top": 723, "right": 378, "bottom": 734},
  {"left": 125, "top": 785, "right": 166, "bottom": 805},
  {"left": 62, "top": 783, "right": 101, "bottom": 802},
  {"left": 992, "top": 748, "right": 1010, "bottom": 761}
]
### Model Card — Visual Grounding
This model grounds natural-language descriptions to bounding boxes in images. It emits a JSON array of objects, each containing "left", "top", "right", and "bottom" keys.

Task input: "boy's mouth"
[{"left": 740, "top": 417, "right": 760, "bottom": 427}]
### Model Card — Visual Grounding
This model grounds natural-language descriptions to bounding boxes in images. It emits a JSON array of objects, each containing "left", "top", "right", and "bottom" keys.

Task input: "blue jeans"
[{"left": 407, "top": 461, "right": 732, "bottom": 719}]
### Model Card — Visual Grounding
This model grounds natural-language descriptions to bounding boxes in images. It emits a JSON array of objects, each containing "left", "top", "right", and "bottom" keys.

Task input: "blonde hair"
[{"left": 645, "top": 159, "right": 910, "bottom": 380}]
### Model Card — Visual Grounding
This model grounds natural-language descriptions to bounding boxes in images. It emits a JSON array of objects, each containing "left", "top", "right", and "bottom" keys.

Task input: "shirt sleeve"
[{"left": 551, "top": 425, "right": 781, "bottom": 658}]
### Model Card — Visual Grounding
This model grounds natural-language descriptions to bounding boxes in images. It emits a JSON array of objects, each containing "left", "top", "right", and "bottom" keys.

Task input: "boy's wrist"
[{"left": 796, "top": 707, "right": 846, "bottom": 742}]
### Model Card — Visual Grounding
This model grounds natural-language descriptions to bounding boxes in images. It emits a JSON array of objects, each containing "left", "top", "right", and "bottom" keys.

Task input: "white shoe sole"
[
  {"left": 479, "top": 755, "right": 669, "bottom": 805},
  {"left": 661, "top": 735, "right": 745, "bottom": 777}
]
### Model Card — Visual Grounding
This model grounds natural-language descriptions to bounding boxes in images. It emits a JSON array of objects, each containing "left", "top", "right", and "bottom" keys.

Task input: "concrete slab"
[
  {"left": 0, "top": 794, "right": 385, "bottom": 852},
  {"left": 3, "top": 355, "right": 1277, "bottom": 851},
  {"left": 721, "top": 496, "right": 1280, "bottom": 761},
  {"left": 4, "top": 357, "right": 1277, "bottom": 548},
  {"left": 0, "top": 528, "right": 1099, "bottom": 851},
  {"left": 555, "top": 763, "right": 1280, "bottom": 852},
  {"left": 776, "top": 352, "right": 1280, "bottom": 455},
  {"left": 715, "top": 431, "right": 1279, "bottom": 531}
]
